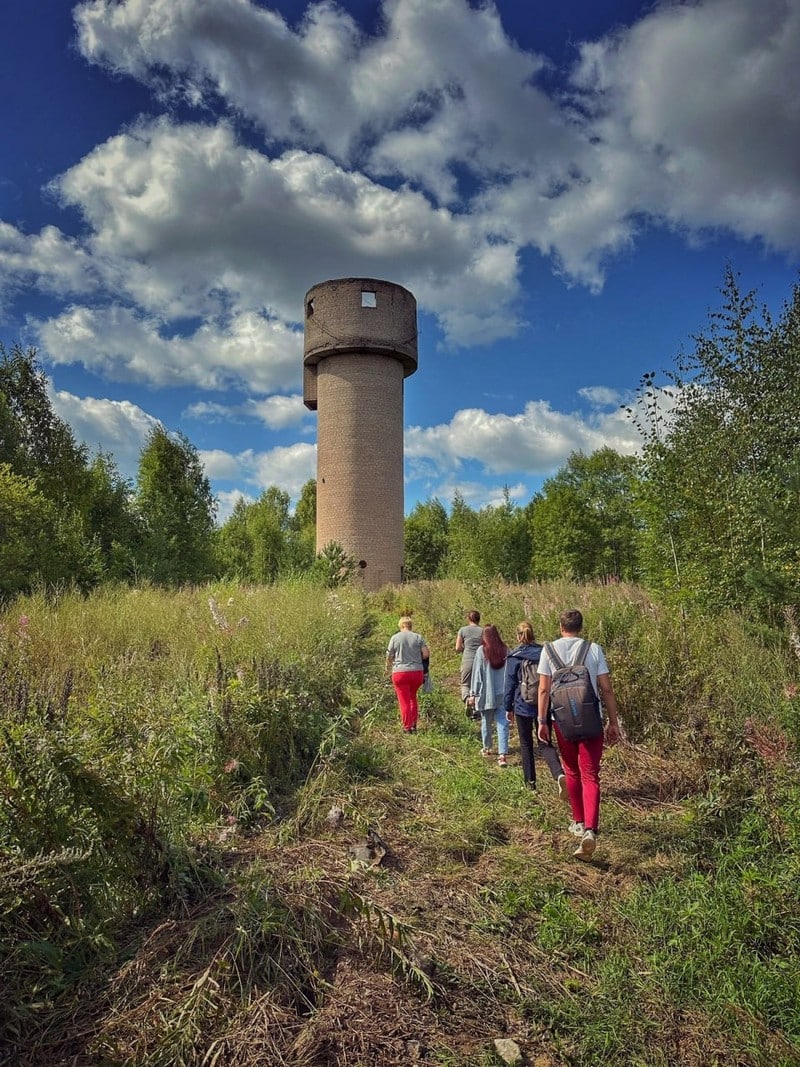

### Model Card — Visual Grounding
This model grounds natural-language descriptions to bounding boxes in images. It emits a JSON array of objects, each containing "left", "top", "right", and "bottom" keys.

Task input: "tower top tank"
[{"left": 303, "top": 278, "right": 418, "bottom": 409}]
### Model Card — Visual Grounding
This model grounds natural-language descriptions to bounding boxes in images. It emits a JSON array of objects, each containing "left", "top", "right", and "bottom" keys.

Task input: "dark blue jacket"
[{"left": 503, "top": 642, "right": 543, "bottom": 717}]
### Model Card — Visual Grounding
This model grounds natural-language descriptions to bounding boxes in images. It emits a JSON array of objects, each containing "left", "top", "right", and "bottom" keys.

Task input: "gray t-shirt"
[
  {"left": 387, "top": 629, "right": 428, "bottom": 672},
  {"left": 458, "top": 624, "right": 483, "bottom": 666}
]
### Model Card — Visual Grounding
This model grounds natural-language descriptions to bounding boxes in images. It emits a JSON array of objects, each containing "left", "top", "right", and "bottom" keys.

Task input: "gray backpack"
[
  {"left": 543, "top": 640, "right": 603, "bottom": 741},
  {"left": 518, "top": 659, "right": 539, "bottom": 704}
]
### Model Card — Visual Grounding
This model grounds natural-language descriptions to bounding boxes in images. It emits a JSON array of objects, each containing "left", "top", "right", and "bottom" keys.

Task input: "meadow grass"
[{"left": 1, "top": 578, "right": 799, "bottom": 1065}]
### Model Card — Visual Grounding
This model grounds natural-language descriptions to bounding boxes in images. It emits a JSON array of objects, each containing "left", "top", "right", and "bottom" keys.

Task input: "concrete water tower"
[{"left": 302, "top": 277, "right": 418, "bottom": 590}]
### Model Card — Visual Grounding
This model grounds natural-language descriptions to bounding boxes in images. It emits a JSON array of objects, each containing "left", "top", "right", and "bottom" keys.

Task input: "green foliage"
[
  {"left": 135, "top": 426, "right": 216, "bottom": 585},
  {"left": 288, "top": 477, "right": 317, "bottom": 571},
  {"left": 529, "top": 448, "right": 640, "bottom": 581},
  {"left": 84, "top": 451, "right": 142, "bottom": 580},
  {"left": 0, "top": 345, "right": 121, "bottom": 593},
  {"left": 312, "top": 540, "right": 359, "bottom": 587},
  {"left": 444, "top": 491, "right": 481, "bottom": 579},
  {"left": 440, "top": 490, "right": 531, "bottom": 582},
  {"left": 404, "top": 498, "right": 449, "bottom": 579},
  {"left": 632, "top": 270, "right": 800, "bottom": 620},
  {"left": 474, "top": 488, "right": 531, "bottom": 582},
  {"left": 0, "top": 343, "right": 92, "bottom": 513},
  {"left": 2, "top": 577, "right": 800, "bottom": 1064},
  {"left": 0, "top": 581, "right": 374, "bottom": 1038},
  {"left": 215, "top": 488, "right": 290, "bottom": 582},
  {"left": 0, "top": 463, "right": 101, "bottom": 599},
  {"left": 214, "top": 480, "right": 319, "bottom": 583}
]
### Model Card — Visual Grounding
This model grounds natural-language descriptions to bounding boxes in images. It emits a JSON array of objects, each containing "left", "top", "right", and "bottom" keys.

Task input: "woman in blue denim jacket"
[{"left": 469, "top": 625, "right": 510, "bottom": 767}]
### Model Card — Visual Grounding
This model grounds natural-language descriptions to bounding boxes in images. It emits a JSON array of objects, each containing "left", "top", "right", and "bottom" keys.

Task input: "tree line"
[
  {"left": 2, "top": 269, "right": 798, "bottom": 620},
  {"left": 407, "top": 269, "right": 800, "bottom": 623}
]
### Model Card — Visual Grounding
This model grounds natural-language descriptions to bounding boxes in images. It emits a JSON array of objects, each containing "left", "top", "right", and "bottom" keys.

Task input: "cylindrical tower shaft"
[
  {"left": 303, "top": 278, "right": 418, "bottom": 590},
  {"left": 316, "top": 353, "right": 405, "bottom": 588}
]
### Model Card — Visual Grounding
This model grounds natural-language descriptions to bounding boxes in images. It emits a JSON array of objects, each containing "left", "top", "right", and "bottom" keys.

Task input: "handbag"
[{"left": 422, "top": 674, "right": 434, "bottom": 694}]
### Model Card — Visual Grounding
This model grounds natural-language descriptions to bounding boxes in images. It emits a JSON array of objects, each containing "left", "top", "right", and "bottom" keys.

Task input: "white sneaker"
[
  {"left": 568, "top": 820, "right": 584, "bottom": 837},
  {"left": 557, "top": 774, "right": 568, "bottom": 802},
  {"left": 574, "top": 829, "right": 597, "bottom": 860}
]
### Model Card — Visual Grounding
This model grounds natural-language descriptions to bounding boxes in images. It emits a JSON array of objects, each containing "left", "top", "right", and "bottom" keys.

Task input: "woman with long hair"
[{"left": 469, "top": 624, "right": 510, "bottom": 767}]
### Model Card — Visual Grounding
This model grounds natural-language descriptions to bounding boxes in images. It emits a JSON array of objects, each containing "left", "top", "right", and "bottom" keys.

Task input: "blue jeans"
[{"left": 481, "top": 707, "right": 509, "bottom": 755}]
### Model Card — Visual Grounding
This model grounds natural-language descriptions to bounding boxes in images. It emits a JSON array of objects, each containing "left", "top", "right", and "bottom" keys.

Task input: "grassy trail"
[{"left": 4, "top": 584, "right": 799, "bottom": 1066}]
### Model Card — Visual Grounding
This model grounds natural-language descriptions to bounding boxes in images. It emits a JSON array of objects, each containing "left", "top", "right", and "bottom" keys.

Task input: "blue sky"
[{"left": 2, "top": 0, "right": 799, "bottom": 521}]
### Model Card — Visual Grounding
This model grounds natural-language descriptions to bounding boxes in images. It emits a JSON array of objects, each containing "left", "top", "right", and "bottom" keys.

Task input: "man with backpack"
[{"left": 537, "top": 610, "right": 621, "bottom": 860}]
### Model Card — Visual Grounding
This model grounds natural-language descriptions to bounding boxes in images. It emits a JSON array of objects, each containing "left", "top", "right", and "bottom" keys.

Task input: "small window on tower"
[
  {"left": 306, "top": 299, "right": 315, "bottom": 317},
  {"left": 361, "top": 290, "right": 377, "bottom": 308}
]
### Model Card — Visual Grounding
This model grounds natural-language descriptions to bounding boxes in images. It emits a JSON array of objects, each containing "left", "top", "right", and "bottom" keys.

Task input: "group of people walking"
[{"left": 386, "top": 608, "right": 621, "bottom": 861}]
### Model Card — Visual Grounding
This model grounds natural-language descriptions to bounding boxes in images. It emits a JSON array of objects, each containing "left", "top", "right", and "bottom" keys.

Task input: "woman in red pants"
[{"left": 386, "top": 616, "right": 430, "bottom": 733}]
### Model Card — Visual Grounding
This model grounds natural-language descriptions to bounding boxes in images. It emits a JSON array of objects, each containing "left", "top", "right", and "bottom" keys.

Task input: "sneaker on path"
[
  {"left": 568, "top": 820, "right": 585, "bottom": 837},
  {"left": 574, "top": 829, "right": 597, "bottom": 860},
  {"left": 497, "top": 755, "right": 508, "bottom": 767},
  {"left": 557, "top": 775, "right": 568, "bottom": 802}
]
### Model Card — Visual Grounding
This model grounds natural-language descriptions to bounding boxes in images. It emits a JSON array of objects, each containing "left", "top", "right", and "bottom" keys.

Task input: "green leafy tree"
[
  {"left": 216, "top": 488, "right": 292, "bottom": 583},
  {"left": 287, "top": 478, "right": 317, "bottom": 571},
  {"left": 215, "top": 496, "right": 253, "bottom": 579},
  {"left": 0, "top": 343, "right": 92, "bottom": 513},
  {"left": 445, "top": 492, "right": 482, "bottom": 578},
  {"left": 84, "top": 452, "right": 142, "bottom": 580},
  {"left": 529, "top": 449, "right": 639, "bottom": 580},
  {"left": 474, "top": 489, "right": 531, "bottom": 582},
  {"left": 0, "top": 464, "right": 99, "bottom": 599},
  {"left": 0, "top": 344, "right": 105, "bottom": 590},
  {"left": 529, "top": 483, "right": 596, "bottom": 580},
  {"left": 404, "top": 498, "right": 449, "bottom": 579},
  {"left": 632, "top": 270, "right": 800, "bottom": 617},
  {"left": 0, "top": 392, "right": 22, "bottom": 467},
  {"left": 293, "top": 478, "right": 317, "bottom": 533},
  {"left": 744, "top": 454, "right": 800, "bottom": 610},
  {"left": 251, "top": 487, "right": 292, "bottom": 581},
  {"left": 134, "top": 427, "right": 216, "bottom": 585}
]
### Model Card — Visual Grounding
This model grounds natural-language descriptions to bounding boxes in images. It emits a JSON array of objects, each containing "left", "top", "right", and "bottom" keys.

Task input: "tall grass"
[
  {"left": 2, "top": 577, "right": 799, "bottom": 1064},
  {"left": 0, "top": 581, "right": 377, "bottom": 1047}
]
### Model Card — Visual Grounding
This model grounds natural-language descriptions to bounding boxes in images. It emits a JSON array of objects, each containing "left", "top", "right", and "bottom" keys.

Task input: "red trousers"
[
  {"left": 553, "top": 727, "right": 604, "bottom": 832},
  {"left": 392, "top": 670, "right": 424, "bottom": 730}
]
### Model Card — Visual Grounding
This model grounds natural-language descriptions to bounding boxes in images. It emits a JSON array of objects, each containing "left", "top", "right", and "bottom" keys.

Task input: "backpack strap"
[
  {"left": 574, "top": 639, "right": 591, "bottom": 666},
  {"left": 546, "top": 640, "right": 591, "bottom": 668},
  {"left": 544, "top": 642, "right": 565, "bottom": 670}
]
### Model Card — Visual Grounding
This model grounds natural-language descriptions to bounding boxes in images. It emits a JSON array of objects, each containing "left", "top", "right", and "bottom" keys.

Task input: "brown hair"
[
  {"left": 467, "top": 610, "right": 480, "bottom": 624},
  {"left": 560, "top": 609, "right": 583, "bottom": 634},
  {"left": 482, "top": 625, "right": 508, "bottom": 669}
]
